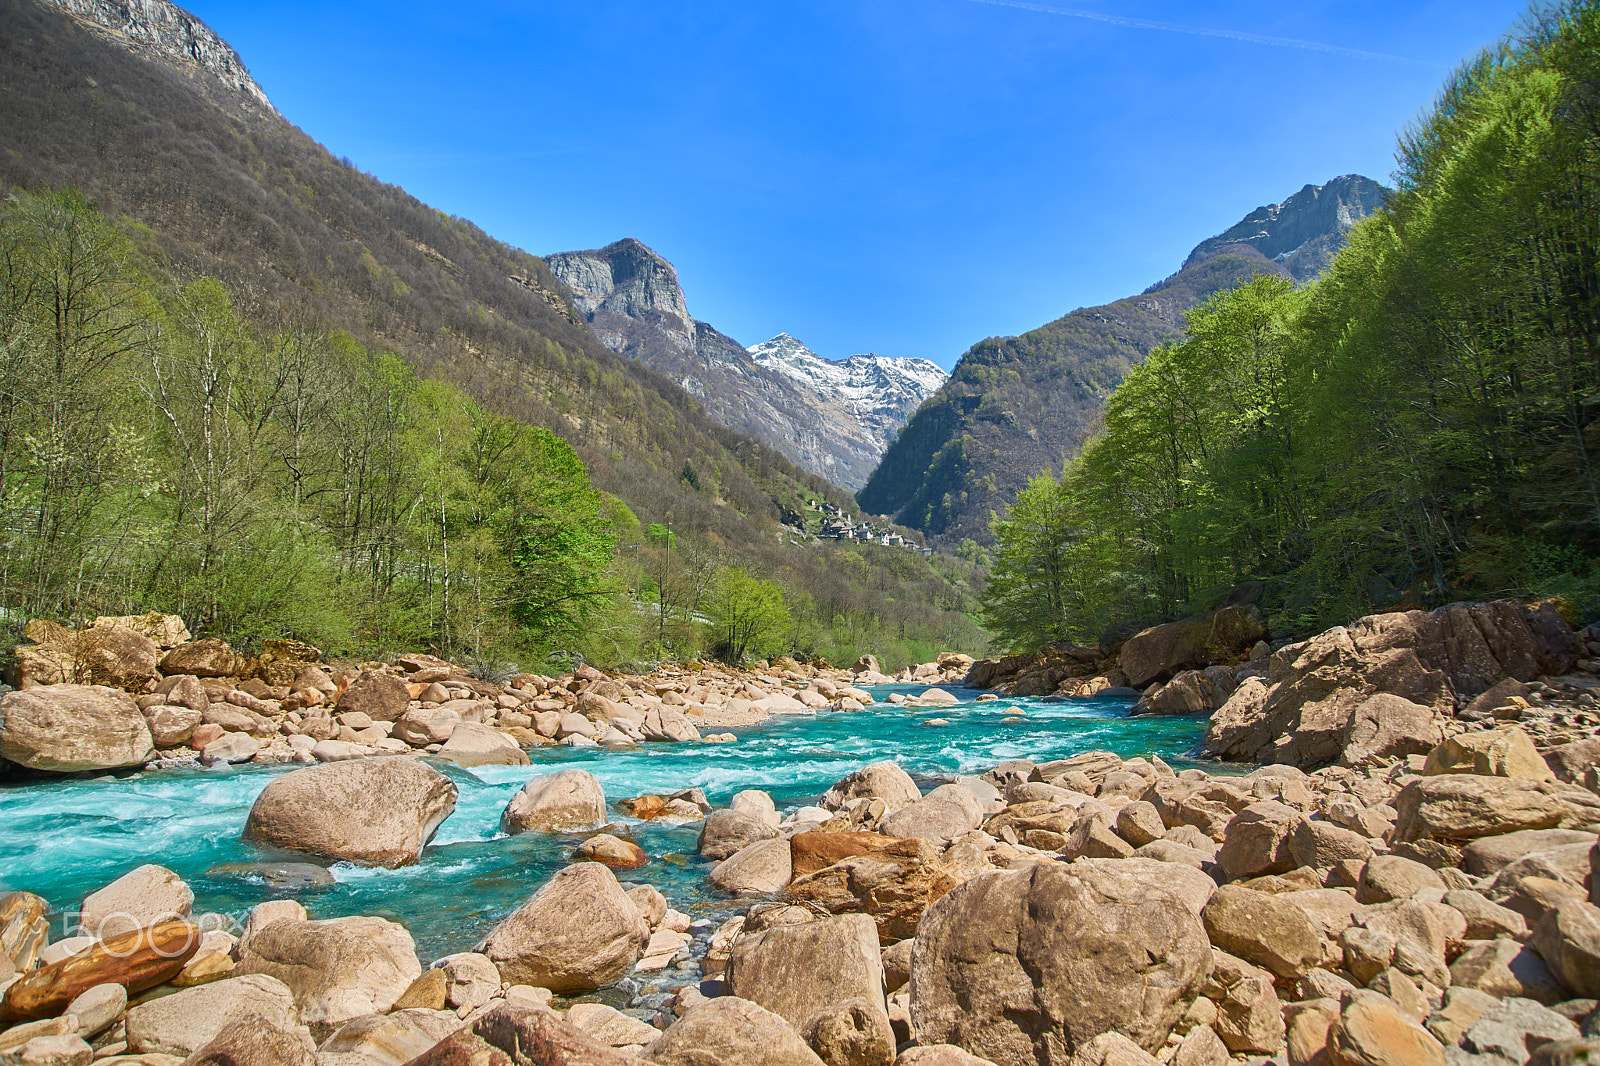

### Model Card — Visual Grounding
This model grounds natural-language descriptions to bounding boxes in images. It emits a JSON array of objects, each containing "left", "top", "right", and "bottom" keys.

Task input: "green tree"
[{"left": 706, "top": 567, "right": 790, "bottom": 663}]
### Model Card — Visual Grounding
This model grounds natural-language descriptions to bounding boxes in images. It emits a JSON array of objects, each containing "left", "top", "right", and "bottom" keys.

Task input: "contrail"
[{"left": 954, "top": 0, "right": 1439, "bottom": 66}]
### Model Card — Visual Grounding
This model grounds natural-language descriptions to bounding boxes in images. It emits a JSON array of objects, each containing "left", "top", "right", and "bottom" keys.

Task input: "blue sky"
[{"left": 194, "top": 1, "right": 1532, "bottom": 370}]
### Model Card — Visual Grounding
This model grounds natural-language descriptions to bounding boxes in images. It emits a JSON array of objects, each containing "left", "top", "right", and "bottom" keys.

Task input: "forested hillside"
[
  {"left": 859, "top": 176, "right": 1387, "bottom": 546},
  {"left": 0, "top": 0, "right": 984, "bottom": 669},
  {"left": 982, "top": 3, "right": 1600, "bottom": 651}
]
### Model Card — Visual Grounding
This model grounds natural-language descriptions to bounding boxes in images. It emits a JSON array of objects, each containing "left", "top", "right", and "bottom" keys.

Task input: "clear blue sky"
[{"left": 194, "top": 0, "right": 1532, "bottom": 370}]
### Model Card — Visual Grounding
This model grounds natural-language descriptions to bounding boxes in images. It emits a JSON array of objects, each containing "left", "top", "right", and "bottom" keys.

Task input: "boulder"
[
  {"left": 1200, "top": 885, "right": 1321, "bottom": 980},
  {"left": 1206, "top": 602, "right": 1578, "bottom": 767},
  {"left": 1423, "top": 725, "right": 1553, "bottom": 779},
  {"left": 1394, "top": 774, "right": 1600, "bottom": 842},
  {"left": 1534, "top": 901, "right": 1600, "bottom": 998},
  {"left": 644, "top": 996, "right": 826, "bottom": 1066},
  {"left": 1118, "top": 605, "right": 1265, "bottom": 689},
  {"left": 158, "top": 639, "right": 243, "bottom": 679},
  {"left": 433, "top": 952, "right": 500, "bottom": 1011},
  {"left": 1215, "top": 801, "right": 1299, "bottom": 881},
  {"left": 732, "top": 789, "right": 781, "bottom": 827},
  {"left": 403, "top": 1004, "right": 649, "bottom": 1066},
  {"left": 1449, "top": 938, "right": 1566, "bottom": 1004},
  {"left": 79, "top": 865, "right": 193, "bottom": 939},
  {"left": 393, "top": 707, "right": 459, "bottom": 746},
  {"left": 501, "top": 768, "right": 607, "bottom": 833},
  {"left": 711, "top": 838, "right": 794, "bottom": 896},
  {"left": 1358, "top": 855, "right": 1446, "bottom": 904},
  {"left": 62, "top": 983, "right": 123, "bottom": 1040},
  {"left": 893, "top": 1048, "right": 999, "bottom": 1066},
  {"left": 180, "top": 1013, "right": 316, "bottom": 1066},
  {"left": 726, "top": 913, "right": 887, "bottom": 1036},
  {"left": 877, "top": 785, "right": 983, "bottom": 846},
  {"left": 154, "top": 674, "right": 209, "bottom": 712},
  {"left": 1339, "top": 693, "right": 1443, "bottom": 767},
  {"left": 233, "top": 915, "right": 420, "bottom": 1038},
  {"left": 642, "top": 706, "right": 701, "bottom": 742},
  {"left": 144, "top": 705, "right": 202, "bottom": 747},
  {"left": 575, "top": 834, "right": 649, "bottom": 869},
  {"left": 1463, "top": 829, "right": 1599, "bottom": 877},
  {"left": 786, "top": 837, "right": 958, "bottom": 942},
  {"left": 0, "top": 685, "right": 154, "bottom": 772},
  {"left": 821, "top": 762, "right": 921, "bottom": 814},
  {"left": 333, "top": 671, "right": 409, "bottom": 723},
  {"left": 242, "top": 758, "right": 457, "bottom": 868},
  {"left": 0, "top": 920, "right": 201, "bottom": 1023},
  {"left": 699, "top": 810, "right": 781, "bottom": 861},
  {"left": 1204, "top": 950, "right": 1283, "bottom": 1056},
  {"left": 318, "top": 1008, "right": 461, "bottom": 1066},
  {"left": 124, "top": 973, "right": 301, "bottom": 1056},
  {"left": 1326, "top": 989, "right": 1446, "bottom": 1066},
  {"left": 73, "top": 625, "right": 162, "bottom": 689},
  {"left": 909, "top": 862, "right": 1212, "bottom": 1062},
  {"left": 436, "top": 722, "right": 529, "bottom": 767},
  {"left": 0, "top": 892, "right": 50, "bottom": 972},
  {"left": 1457, "top": 997, "right": 1581, "bottom": 1064},
  {"left": 477, "top": 862, "right": 649, "bottom": 992},
  {"left": 89, "top": 613, "right": 189, "bottom": 649},
  {"left": 1547, "top": 738, "right": 1600, "bottom": 785},
  {"left": 803, "top": 997, "right": 895, "bottom": 1066},
  {"left": 791, "top": 832, "right": 898, "bottom": 878}
]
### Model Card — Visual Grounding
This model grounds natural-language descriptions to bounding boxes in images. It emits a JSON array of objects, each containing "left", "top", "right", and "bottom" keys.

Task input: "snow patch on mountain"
[{"left": 749, "top": 333, "right": 946, "bottom": 425}]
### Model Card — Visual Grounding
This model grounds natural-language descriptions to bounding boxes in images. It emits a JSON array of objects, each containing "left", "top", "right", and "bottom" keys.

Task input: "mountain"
[
  {"left": 0, "top": 0, "right": 988, "bottom": 655},
  {"left": 857, "top": 174, "right": 1390, "bottom": 545},
  {"left": 546, "top": 240, "right": 946, "bottom": 490}
]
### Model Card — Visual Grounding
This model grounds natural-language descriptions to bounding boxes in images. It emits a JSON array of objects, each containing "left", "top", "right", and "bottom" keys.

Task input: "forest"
[
  {"left": 0, "top": 189, "right": 985, "bottom": 673},
  {"left": 981, "top": 2, "right": 1600, "bottom": 652}
]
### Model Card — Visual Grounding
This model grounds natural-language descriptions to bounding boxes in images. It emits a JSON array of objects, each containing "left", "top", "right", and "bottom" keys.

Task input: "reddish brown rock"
[{"left": 0, "top": 920, "right": 201, "bottom": 1022}]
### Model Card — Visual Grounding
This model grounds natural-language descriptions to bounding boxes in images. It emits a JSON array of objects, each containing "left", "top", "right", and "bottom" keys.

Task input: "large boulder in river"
[
  {"left": 1206, "top": 602, "right": 1579, "bottom": 767},
  {"left": 909, "top": 862, "right": 1212, "bottom": 1064},
  {"left": 243, "top": 758, "right": 458, "bottom": 867},
  {"left": 334, "top": 669, "right": 410, "bottom": 722},
  {"left": 1119, "top": 605, "right": 1265, "bottom": 689},
  {"left": 477, "top": 862, "right": 649, "bottom": 992},
  {"left": 0, "top": 685, "right": 154, "bottom": 772},
  {"left": 234, "top": 915, "right": 422, "bottom": 1038},
  {"left": 79, "top": 864, "right": 194, "bottom": 939},
  {"left": 501, "top": 768, "right": 607, "bottom": 833},
  {"left": 820, "top": 761, "right": 921, "bottom": 814},
  {"left": 726, "top": 913, "right": 888, "bottom": 1034}
]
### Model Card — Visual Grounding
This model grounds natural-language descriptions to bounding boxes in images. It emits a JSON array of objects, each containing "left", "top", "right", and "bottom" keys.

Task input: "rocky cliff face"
[
  {"left": 859, "top": 174, "right": 1391, "bottom": 545},
  {"left": 40, "top": 0, "right": 274, "bottom": 112},
  {"left": 546, "top": 241, "right": 946, "bottom": 490}
]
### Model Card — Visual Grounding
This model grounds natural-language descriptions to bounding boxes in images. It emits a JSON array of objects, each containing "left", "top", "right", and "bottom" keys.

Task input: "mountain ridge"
[
  {"left": 546, "top": 240, "right": 946, "bottom": 490},
  {"left": 857, "top": 174, "right": 1390, "bottom": 545}
]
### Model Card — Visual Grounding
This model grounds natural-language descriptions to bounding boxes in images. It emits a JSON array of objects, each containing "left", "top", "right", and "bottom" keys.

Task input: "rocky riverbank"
[
  {"left": 0, "top": 615, "right": 961, "bottom": 777},
  {"left": 9, "top": 724, "right": 1600, "bottom": 1066}
]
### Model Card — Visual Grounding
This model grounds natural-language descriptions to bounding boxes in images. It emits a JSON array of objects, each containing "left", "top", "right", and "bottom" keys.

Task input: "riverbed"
[{"left": 0, "top": 685, "right": 1206, "bottom": 961}]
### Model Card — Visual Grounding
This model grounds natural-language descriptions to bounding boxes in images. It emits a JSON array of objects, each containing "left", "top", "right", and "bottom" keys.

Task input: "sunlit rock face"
[{"left": 547, "top": 239, "right": 945, "bottom": 491}]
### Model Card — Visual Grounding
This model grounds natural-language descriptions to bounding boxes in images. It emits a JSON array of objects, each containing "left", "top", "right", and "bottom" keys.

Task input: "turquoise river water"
[{"left": 0, "top": 685, "right": 1207, "bottom": 961}]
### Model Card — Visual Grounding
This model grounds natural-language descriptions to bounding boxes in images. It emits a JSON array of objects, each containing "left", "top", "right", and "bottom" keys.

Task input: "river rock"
[
  {"left": 0, "top": 686, "right": 154, "bottom": 772},
  {"left": 436, "top": 722, "right": 529, "bottom": 767},
  {"left": 909, "top": 862, "right": 1212, "bottom": 1062},
  {"left": 790, "top": 832, "right": 897, "bottom": 878},
  {"left": 158, "top": 639, "right": 243, "bottom": 679},
  {"left": 786, "top": 837, "right": 958, "bottom": 942},
  {"left": 180, "top": 1014, "right": 314, "bottom": 1066},
  {"left": 575, "top": 834, "right": 649, "bottom": 869},
  {"left": 1449, "top": 938, "right": 1566, "bottom": 1004},
  {"left": 318, "top": 1008, "right": 460, "bottom": 1066},
  {"left": 90, "top": 613, "right": 190, "bottom": 649},
  {"left": 644, "top": 995, "right": 826, "bottom": 1066},
  {"left": 74, "top": 625, "right": 162, "bottom": 690},
  {"left": 1393, "top": 774, "right": 1600, "bottom": 842},
  {"left": 1215, "top": 800, "right": 1299, "bottom": 881},
  {"left": 893, "top": 1047, "right": 997, "bottom": 1065},
  {"left": 802, "top": 997, "right": 895, "bottom": 1066},
  {"left": 333, "top": 671, "right": 409, "bottom": 723},
  {"left": 1119, "top": 605, "right": 1264, "bottom": 689},
  {"left": 1358, "top": 854, "right": 1446, "bottom": 904},
  {"left": 1534, "top": 901, "right": 1600, "bottom": 998},
  {"left": 699, "top": 810, "right": 781, "bottom": 860},
  {"left": 501, "top": 768, "right": 607, "bottom": 833},
  {"left": 432, "top": 952, "right": 500, "bottom": 1012},
  {"left": 726, "top": 913, "right": 887, "bottom": 1038},
  {"left": 125, "top": 973, "right": 301, "bottom": 1055},
  {"left": 242, "top": 758, "right": 457, "bottom": 867},
  {"left": 234, "top": 915, "right": 421, "bottom": 1038},
  {"left": 711, "top": 838, "right": 794, "bottom": 896},
  {"left": 393, "top": 707, "right": 458, "bottom": 746},
  {"left": 0, "top": 921, "right": 201, "bottom": 1023},
  {"left": 1200, "top": 885, "right": 1321, "bottom": 979},
  {"left": 143, "top": 705, "right": 202, "bottom": 747},
  {"left": 1339, "top": 693, "right": 1443, "bottom": 767},
  {"left": 1463, "top": 829, "right": 1600, "bottom": 877},
  {"left": 403, "top": 1004, "right": 648, "bottom": 1066},
  {"left": 877, "top": 785, "right": 983, "bottom": 846},
  {"left": 477, "top": 862, "right": 649, "bottom": 992},
  {"left": 1457, "top": 997, "right": 1580, "bottom": 1063},
  {"left": 79, "top": 865, "right": 193, "bottom": 939},
  {"left": 1423, "top": 725, "right": 1554, "bottom": 779},
  {"left": 821, "top": 762, "right": 921, "bottom": 815},
  {"left": 732, "top": 789, "right": 781, "bottom": 828},
  {"left": 1326, "top": 989, "right": 1446, "bottom": 1066},
  {"left": 1, "top": 892, "right": 50, "bottom": 972}
]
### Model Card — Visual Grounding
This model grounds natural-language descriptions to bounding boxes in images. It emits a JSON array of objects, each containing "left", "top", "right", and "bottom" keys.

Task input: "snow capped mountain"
[
  {"left": 749, "top": 334, "right": 946, "bottom": 455},
  {"left": 546, "top": 240, "right": 945, "bottom": 491}
]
